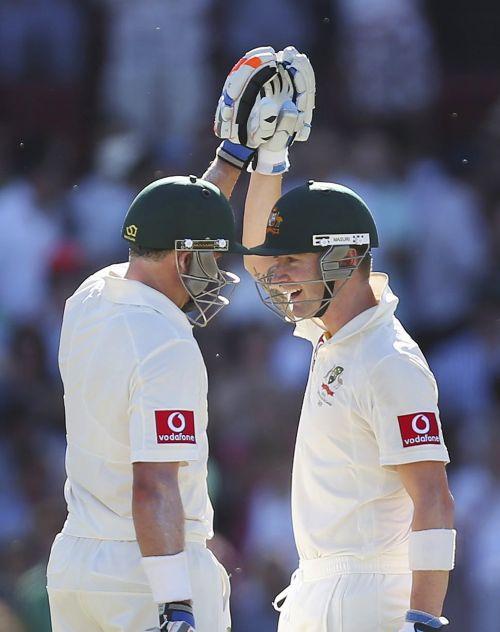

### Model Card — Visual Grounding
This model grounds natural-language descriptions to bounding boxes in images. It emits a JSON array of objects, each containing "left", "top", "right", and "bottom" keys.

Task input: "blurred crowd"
[{"left": 0, "top": 1, "right": 499, "bottom": 630}]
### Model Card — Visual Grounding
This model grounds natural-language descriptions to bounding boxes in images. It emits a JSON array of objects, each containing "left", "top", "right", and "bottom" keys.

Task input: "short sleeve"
[
  {"left": 367, "top": 354, "right": 450, "bottom": 466},
  {"left": 128, "top": 340, "right": 204, "bottom": 464}
]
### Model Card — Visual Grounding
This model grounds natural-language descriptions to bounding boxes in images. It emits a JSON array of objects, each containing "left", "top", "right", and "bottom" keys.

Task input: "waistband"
[
  {"left": 299, "top": 554, "right": 410, "bottom": 580},
  {"left": 59, "top": 529, "right": 207, "bottom": 546},
  {"left": 62, "top": 517, "right": 209, "bottom": 545}
]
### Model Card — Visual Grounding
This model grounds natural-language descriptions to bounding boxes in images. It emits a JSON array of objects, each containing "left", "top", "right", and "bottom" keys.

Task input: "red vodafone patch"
[
  {"left": 155, "top": 410, "right": 196, "bottom": 444},
  {"left": 398, "top": 412, "right": 440, "bottom": 448}
]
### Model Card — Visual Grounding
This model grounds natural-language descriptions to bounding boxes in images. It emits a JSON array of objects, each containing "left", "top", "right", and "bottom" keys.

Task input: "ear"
[
  {"left": 176, "top": 251, "right": 193, "bottom": 275},
  {"left": 343, "top": 248, "right": 358, "bottom": 268}
]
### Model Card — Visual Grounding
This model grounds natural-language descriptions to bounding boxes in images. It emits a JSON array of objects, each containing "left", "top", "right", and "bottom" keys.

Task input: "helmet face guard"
[
  {"left": 254, "top": 243, "right": 369, "bottom": 323},
  {"left": 175, "top": 239, "right": 240, "bottom": 327}
]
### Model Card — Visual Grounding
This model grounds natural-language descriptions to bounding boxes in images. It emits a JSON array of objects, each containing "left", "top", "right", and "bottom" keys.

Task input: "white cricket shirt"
[
  {"left": 58, "top": 263, "right": 213, "bottom": 541},
  {"left": 292, "top": 273, "right": 449, "bottom": 563}
]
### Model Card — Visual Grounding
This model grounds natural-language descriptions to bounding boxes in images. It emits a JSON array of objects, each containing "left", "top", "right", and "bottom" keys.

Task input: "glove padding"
[
  {"left": 246, "top": 65, "right": 300, "bottom": 175},
  {"left": 146, "top": 602, "right": 195, "bottom": 632},
  {"left": 214, "top": 45, "right": 315, "bottom": 174},
  {"left": 248, "top": 46, "right": 315, "bottom": 174},
  {"left": 216, "top": 59, "right": 297, "bottom": 171},
  {"left": 249, "top": 98, "right": 299, "bottom": 175},
  {"left": 279, "top": 46, "right": 315, "bottom": 142},
  {"left": 214, "top": 46, "right": 278, "bottom": 148},
  {"left": 399, "top": 609, "right": 449, "bottom": 631}
]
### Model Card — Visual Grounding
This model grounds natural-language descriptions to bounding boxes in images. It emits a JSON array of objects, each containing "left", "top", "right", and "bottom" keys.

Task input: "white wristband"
[
  {"left": 250, "top": 147, "right": 290, "bottom": 175},
  {"left": 141, "top": 552, "right": 192, "bottom": 604},
  {"left": 409, "top": 529, "right": 456, "bottom": 571}
]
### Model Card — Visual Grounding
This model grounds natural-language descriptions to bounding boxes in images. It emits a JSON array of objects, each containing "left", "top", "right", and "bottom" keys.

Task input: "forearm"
[
  {"left": 243, "top": 172, "right": 282, "bottom": 276},
  {"left": 133, "top": 476, "right": 185, "bottom": 557},
  {"left": 409, "top": 499, "right": 454, "bottom": 616},
  {"left": 243, "top": 172, "right": 282, "bottom": 247},
  {"left": 410, "top": 570, "right": 449, "bottom": 618},
  {"left": 132, "top": 463, "right": 193, "bottom": 610},
  {"left": 202, "top": 156, "right": 240, "bottom": 199}
]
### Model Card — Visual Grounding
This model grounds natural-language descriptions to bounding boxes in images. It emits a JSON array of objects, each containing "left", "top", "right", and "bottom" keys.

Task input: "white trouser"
[
  {"left": 46, "top": 533, "right": 231, "bottom": 632},
  {"left": 275, "top": 555, "right": 412, "bottom": 632}
]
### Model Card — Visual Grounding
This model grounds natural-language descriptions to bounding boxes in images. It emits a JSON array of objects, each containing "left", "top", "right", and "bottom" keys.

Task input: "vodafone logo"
[
  {"left": 155, "top": 410, "right": 196, "bottom": 445},
  {"left": 397, "top": 412, "right": 441, "bottom": 448},
  {"left": 167, "top": 412, "right": 186, "bottom": 433},
  {"left": 411, "top": 414, "right": 431, "bottom": 435}
]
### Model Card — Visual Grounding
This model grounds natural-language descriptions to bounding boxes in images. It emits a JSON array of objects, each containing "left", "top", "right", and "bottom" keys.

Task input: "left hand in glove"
[
  {"left": 399, "top": 609, "right": 449, "bottom": 631},
  {"left": 214, "top": 46, "right": 278, "bottom": 149}
]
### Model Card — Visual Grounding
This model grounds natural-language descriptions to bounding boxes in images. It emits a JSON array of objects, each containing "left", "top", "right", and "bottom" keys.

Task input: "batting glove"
[
  {"left": 279, "top": 46, "right": 316, "bottom": 142},
  {"left": 214, "top": 46, "right": 315, "bottom": 174},
  {"left": 146, "top": 602, "right": 195, "bottom": 632},
  {"left": 248, "top": 64, "right": 297, "bottom": 175},
  {"left": 214, "top": 46, "right": 278, "bottom": 170},
  {"left": 217, "top": 65, "right": 296, "bottom": 173},
  {"left": 249, "top": 46, "right": 316, "bottom": 175},
  {"left": 399, "top": 609, "right": 449, "bottom": 631}
]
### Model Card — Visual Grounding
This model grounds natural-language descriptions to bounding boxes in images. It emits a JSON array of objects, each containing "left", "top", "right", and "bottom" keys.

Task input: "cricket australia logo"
[
  {"left": 266, "top": 207, "right": 284, "bottom": 235},
  {"left": 318, "top": 365, "right": 344, "bottom": 406}
]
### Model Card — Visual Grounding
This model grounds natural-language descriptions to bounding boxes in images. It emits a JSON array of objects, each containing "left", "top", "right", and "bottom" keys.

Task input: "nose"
[{"left": 268, "top": 264, "right": 290, "bottom": 286}]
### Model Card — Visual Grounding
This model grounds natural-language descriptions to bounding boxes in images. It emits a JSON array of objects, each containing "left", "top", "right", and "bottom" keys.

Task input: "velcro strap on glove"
[
  {"left": 400, "top": 609, "right": 449, "bottom": 631},
  {"left": 216, "top": 140, "right": 255, "bottom": 170}
]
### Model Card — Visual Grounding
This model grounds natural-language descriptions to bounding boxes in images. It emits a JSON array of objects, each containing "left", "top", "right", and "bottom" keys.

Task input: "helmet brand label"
[
  {"left": 175, "top": 239, "right": 228, "bottom": 251},
  {"left": 312, "top": 233, "right": 370, "bottom": 247},
  {"left": 124, "top": 224, "right": 138, "bottom": 242},
  {"left": 155, "top": 410, "right": 196, "bottom": 444},
  {"left": 397, "top": 412, "right": 441, "bottom": 447}
]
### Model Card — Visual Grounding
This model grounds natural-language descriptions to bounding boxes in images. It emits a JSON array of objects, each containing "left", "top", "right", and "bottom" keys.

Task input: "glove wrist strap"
[
  {"left": 216, "top": 140, "right": 255, "bottom": 170},
  {"left": 406, "top": 609, "right": 449, "bottom": 628},
  {"left": 250, "top": 147, "right": 289, "bottom": 175}
]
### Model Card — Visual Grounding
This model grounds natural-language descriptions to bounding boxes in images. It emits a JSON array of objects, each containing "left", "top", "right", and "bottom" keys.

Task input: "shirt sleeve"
[
  {"left": 367, "top": 353, "right": 450, "bottom": 466},
  {"left": 128, "top": 339, "right": 204, "bottom": 464}
]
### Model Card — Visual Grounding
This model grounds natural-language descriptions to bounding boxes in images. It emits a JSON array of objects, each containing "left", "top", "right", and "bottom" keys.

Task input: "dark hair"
[{"left": 128, "top": 244, "right": 171, "bottom": 261}]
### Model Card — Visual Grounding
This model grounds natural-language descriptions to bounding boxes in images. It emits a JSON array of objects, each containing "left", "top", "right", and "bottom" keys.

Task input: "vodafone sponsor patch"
[
  {"left": 397, "top": 412, "right": 440, "bottom": 448},
  {"left": 155, "top": 410, "right": 196, "bottom": 444}
]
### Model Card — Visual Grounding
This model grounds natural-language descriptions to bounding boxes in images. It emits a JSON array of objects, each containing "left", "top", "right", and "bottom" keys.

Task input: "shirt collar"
[
  {"left": 293, "top": 273, "right": 398, "bottom": 344},
  {"left": 100, "top": 263, "right": 192, "bottom": 331},
  {"left": 328, "top": 272, "right": 398, "bottom": 344}
]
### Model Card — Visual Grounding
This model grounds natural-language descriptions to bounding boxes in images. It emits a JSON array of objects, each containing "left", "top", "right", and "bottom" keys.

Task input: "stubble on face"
[{"left": 267, "top": 252, "right": 326, "bottom": 320}]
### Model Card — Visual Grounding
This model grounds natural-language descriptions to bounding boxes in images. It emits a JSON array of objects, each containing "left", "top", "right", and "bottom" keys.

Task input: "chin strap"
[{"left": 313, "top": 281, "right": 334, "bottom": 318}]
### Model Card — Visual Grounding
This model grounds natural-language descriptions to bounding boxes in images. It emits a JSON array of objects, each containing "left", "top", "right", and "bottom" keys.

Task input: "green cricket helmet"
[
  {"left": 246, "top": 180, "right": 379, "bottom": 322},
  {"left": 122, "top": 175, "right": 248, "bottom": 327}
]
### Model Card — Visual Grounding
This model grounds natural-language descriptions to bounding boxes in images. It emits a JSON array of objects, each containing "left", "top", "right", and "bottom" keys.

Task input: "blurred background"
[{"left": 0, "top": 0, "right": 499, "bottom": 630}]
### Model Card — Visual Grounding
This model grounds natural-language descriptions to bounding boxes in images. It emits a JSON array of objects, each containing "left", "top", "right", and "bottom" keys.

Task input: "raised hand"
[{"left": 214, "top": 46, "right": 278, "bottom": 148}]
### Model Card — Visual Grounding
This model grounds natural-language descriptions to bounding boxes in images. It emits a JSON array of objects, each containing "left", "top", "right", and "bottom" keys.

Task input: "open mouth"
[{"left": 289, "top": 289, "right": 303, "bottom": 302}]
